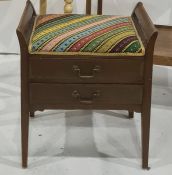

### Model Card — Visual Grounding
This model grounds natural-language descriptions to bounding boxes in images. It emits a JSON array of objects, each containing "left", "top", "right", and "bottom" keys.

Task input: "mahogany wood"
[
  {"left": 17, "top": 0, "right": 158, "bottom": 169},
  {"left": 30, "top": 83, "right": 143, "bottom": 106},
  {"left": 29, "top": 58, "right": 144, "bottom": 84}
]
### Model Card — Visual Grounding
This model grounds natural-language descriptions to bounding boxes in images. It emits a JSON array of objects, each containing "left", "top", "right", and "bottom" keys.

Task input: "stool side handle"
[
  {"left": 16, "top": 0, "right": 36, "bottom": 52},
  {"left": 131, "top": 2, "right": 158, "bottom": 49}
]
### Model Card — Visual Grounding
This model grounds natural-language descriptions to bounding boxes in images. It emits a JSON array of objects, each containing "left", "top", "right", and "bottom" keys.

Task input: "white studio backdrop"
[{"left": 0, "top": 0, "right": 172, "bottom": 53}]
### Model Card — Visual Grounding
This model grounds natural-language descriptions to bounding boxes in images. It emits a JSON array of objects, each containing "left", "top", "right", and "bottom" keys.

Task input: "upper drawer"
[{"left": 29, "top": 58, "right": 144, "bottom": 83}]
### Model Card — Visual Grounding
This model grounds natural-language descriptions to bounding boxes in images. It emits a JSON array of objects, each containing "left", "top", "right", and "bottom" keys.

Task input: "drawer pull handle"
[
  {"left": 72, "top": 65, "right": 101, "bottom": 79},
  {"left": 72, "top": 90, "right": 100, "bottom": 104}
]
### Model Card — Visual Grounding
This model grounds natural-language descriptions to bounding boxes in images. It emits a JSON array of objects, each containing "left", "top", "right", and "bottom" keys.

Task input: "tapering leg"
[
  {"left": 128, "top": 111, "right": 134, "bottom": 119},
  {"left": 21, "top": 102, "right": 29, "bottom": 168},
  {"left": 20, "top": 52, "right": 30, "bottom": 168},
  {"left": 141, "top": 108, "right": 151, "bottom": 170},
  {"left": 141, "top": 73, "right": 152, "bottom": 170}
]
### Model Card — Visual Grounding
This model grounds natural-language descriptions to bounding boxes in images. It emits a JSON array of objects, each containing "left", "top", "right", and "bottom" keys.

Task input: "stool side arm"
[
  {"left": 131, "top": 2, "right": 158, "bottom": 51},
  {"left": 132, "top": 4, "right": 158, "bottom": 169},
  {"left": 132, "top": 2, "right": 158, "bottom": 120},
  {"left": 131, "top": 2, "right": 158, "bottom": 84},
  {"left": 16, "top": 0, "right": 36, "bottom": 53}
]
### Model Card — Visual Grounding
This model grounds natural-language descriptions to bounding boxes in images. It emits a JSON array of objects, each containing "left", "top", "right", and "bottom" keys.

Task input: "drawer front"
[
  {"left": 29, "top": 59, "right": 144, "bottom": 83},
  {"left": 30, "top": 83, "right": 143, "bottom": 107}
]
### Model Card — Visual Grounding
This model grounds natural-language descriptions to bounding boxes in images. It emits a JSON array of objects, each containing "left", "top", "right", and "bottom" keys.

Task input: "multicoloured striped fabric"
[{"left": 29, "top": 14, "right": 145, "bottom": 56}]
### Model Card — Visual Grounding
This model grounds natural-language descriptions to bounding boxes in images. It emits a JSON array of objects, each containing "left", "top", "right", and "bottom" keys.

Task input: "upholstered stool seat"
[{"left": 29, "top": 14, "right": 145, "bottom": 56}]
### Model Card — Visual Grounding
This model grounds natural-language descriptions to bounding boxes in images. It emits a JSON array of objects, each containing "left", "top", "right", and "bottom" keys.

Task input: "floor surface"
[{"left": 0, "top": 55, "right": 172, "bottom": 175}]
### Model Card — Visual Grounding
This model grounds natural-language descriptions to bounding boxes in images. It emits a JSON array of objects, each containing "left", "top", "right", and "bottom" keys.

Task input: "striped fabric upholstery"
[{"left": 29, "top": 14, "right": 145, "bottom": 56}]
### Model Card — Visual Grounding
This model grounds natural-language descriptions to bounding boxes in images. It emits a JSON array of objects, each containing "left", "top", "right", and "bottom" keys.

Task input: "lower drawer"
[{"left": 30, "top": 83, "right": 143, "bottom": 107}]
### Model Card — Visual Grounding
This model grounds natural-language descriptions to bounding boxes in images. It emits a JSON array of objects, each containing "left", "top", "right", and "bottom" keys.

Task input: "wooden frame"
[
  {"left": 154, "top": 25, "right": 172, "bottom": 66},
  {"left": 17, "top": 0, "right": 158, "bottom": 169},
  {"left": 40, "top": 0, "right": 74, "bottom": 14},
  {"left": 40, "top": 0, "right": 47, "bottom": 15},
  {"left": 40, "top": 0, "right": 103, "bottom": 14},
  {"left": 86, "top": 0, "right": 103, "bottom": 15}
]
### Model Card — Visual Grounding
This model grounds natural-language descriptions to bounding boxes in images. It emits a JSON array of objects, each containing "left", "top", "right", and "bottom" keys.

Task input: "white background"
[{"left": 0, "top": 0, "right": 172, "bottom": 53}]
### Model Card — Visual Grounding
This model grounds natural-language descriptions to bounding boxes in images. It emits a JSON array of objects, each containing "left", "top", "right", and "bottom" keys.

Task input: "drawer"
[
  {"left": 30, "top": 83, "right": 143, "bottom": 107},
  {"left": 29, "top": 58, "right": 144, "bottom": 83}
]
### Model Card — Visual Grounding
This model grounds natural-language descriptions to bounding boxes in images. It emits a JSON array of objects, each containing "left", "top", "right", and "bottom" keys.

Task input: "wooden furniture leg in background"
[
  {"left": 39, "top": 0, "right": 103, "bottom": 15},
  {"left": 97, "top": 0, "right": 103, "bottom": 15},
  {"left": 86, "top": 0, "right": 91, "bottom": 14},
  {"left": 40, "top": 0, "right": 47, "bottom": 15},
  {"left": 64, "top": 0, "right": 73, "bottom": 13}
]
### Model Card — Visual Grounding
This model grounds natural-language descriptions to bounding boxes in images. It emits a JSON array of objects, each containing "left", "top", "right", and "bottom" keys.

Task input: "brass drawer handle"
[
  {"left": 72, "top": 65, "right": 101, "bottom": 79},
  {"left": 72, "top": 90, "right": 100, "bottom": 104}
]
